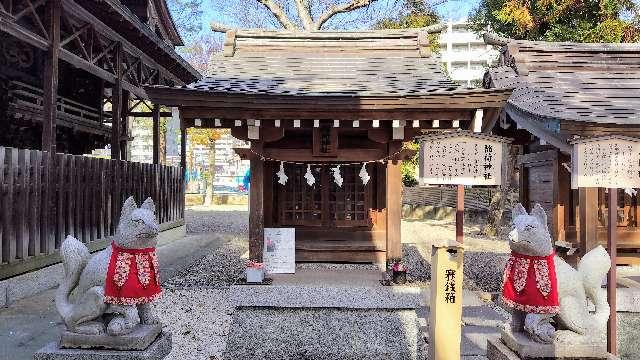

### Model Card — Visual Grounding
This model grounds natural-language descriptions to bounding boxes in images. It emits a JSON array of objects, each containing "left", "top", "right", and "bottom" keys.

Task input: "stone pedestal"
[
  {"left": 34, "top": 331, "right": 171, "bottom": 360},
  {"left": 487, "top": 329, "right": 618, "bottom": 360},
  {"left": 60, "top": 325, "right": 162, "bottom": 351}
]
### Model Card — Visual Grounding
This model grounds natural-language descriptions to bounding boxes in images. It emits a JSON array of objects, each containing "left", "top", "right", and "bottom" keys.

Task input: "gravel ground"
[
  {"left": 164, "top": 207, "right": 511, "bottom": 359},
  {"left": 152, "top": 288, "right": 233, "bottom": 360}
]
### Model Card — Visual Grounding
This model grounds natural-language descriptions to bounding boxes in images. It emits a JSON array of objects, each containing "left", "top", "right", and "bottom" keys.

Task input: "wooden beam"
[
  {"left": 607, "top": 187, "right": 618, "bottom": 356},
  {"left": 42, "top": 0, "right": 61, "bottom": 154},
  {"left": 110, "top": 42, "right": 122, "bottom": 160},
  {"left": 120, "top": 90, "right": 130, "bottom": 160},
  {"left": 579, "top": 187, "right": 599, "bottom": 256},
  {"left": 152, "top": 104, "right": 160, "bottom": 164},
  {"left": 180, "top": 123, "right": 187, "bottom": 171},
  {"left": 178, "top": 107, "right": 476, "bottom": 121},
  {"left": 249, "top": 142, "right": 264, "bottom": 262},
  {"left": 386, "top": 159, "right": 402, "bottom": 261}
]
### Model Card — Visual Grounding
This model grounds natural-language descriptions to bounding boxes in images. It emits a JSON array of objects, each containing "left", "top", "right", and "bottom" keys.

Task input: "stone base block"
[
  {"left": 487, "top": 338, "right": 522, "bottom": 360},
  {"left": 60, "top": 324, "right": 162, "bottom": 351},
  {"left": 490, "top": 329, "right": 618, "bottom": 360},
  {"left": 34, "top": 331, "right": 171, "bottom": 360}
]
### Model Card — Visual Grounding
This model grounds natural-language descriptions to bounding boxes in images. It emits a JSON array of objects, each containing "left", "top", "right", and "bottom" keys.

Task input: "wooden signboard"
[
  {"left": 263, "top": 228, "right": 295, "bottom": 274},
  {"left": 571, "top": 136, "right": 640, "bottom": 189},
  {"left": 570, "top": 135, "right": 640, "bottom": 356},
  {"left": 419, "top": 131, "right": 511, "bottom": 186}
]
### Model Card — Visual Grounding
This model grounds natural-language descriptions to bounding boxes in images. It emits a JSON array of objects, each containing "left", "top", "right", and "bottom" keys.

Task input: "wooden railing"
[
  {"left": 8, "top": 81, "right": 112, "bottom": 124},
  {"left": 403, "top": 186, "right": 494, "bottom": 211},
  {"left": 0, "top": 146, "right": 184, "bottom": 279}
]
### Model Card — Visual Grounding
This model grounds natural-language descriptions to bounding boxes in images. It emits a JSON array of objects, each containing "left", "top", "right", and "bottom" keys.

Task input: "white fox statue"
[
  {"left": 505, "top": 203, "right": 611, "bottom": 343},
  {"left": 55, "top": 196, "right": 161, "bottom": 336}
]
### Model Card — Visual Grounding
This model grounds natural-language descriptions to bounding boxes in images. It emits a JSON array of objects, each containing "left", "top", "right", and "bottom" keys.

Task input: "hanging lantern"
[
  {"left": 359, "top": 163, "right": 370, "bottom": 185},
  {"left": 276, "top": 161, "right": 288, "bottom": 185},
  {"left": 332, "top": 165, "right": 343, "bottom": 187},
  {"left": 304, "top": 164, "right": 315, "bottom": 186}
]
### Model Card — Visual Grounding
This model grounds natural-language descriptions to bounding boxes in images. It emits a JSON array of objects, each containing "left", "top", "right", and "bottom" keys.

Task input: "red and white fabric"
[
  {"left": 104, "top": 242, "right": 162, "bottom": 305},
  {"left": 501, "top": 251, "right": 559, "bottom": 314}
]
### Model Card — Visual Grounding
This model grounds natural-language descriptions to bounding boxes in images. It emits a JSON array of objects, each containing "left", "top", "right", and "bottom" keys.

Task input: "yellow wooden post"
[{"left": 429, "top": 244, "right": 464, "bottom": 360}]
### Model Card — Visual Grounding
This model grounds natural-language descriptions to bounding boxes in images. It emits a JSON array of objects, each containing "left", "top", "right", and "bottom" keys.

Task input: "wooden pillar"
[
  {"left": 386, "top": 159, "right": 402, "bottom": 260},
  {"left": 120, "top": 90, "right": 130, "bottom": 161},
  {"left": 249, "top": 142, "right": 264, "bottom": 261},
  {"left": 110, "top": 43, "right": 123, "bottom": 160},
  {"left": 579, "top": 187, "right": 598, "bottom": 255},
  {"left": 42, "top": 0, "right": 61, "bottom": 153},
  {"left": 152, "top": 104, "right": 160, "bottom": 165},
  {"left": 180, "top": 123, "right": 187, "bottom": 171},
  {"left": 607, "top": 188, "right": 618, "bottom": 355},
  {"left": 456, "top": 184, "right": 464, "bottom": 244}
]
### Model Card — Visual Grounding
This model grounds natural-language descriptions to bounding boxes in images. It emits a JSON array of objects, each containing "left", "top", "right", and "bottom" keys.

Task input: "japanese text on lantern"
[
  {"left": 571, "top": 138, "right": 640, "bottom": 189},
  {"left": 420, "top": 135, "right": 504, "bottom": 186},
  {"left": 444, "top": 269, "right": 456, "bottom": 304}
]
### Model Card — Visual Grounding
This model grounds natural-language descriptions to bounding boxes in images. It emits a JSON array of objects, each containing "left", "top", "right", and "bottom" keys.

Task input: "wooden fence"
[
  {"left": 0, "top": 146, "right": 184, "bottom": 279},
  {"left": 403, "top": 186, "right": 495, "bottom": 211}
]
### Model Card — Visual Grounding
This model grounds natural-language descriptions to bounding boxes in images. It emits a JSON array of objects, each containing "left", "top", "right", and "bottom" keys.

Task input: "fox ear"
[
  {"left": 120, "top": 196, "right": 137, "bottom": 222},
  {"left": 141, "top": 197, "right": 156, "bottom": 215},
  {"left": 531, "top": 204, "right": 548, "bottom": 227},
  {"left": 512, "top": 203, "right": 527, "bottom": 218}
]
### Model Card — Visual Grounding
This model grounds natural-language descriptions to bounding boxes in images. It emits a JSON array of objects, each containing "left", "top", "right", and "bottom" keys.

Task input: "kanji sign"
[
  {"left": 419, "top": 131, "right": 511, "bottom": 186},
  {"left": 571, "top": 136, "right": 640, "bottom": 189}
]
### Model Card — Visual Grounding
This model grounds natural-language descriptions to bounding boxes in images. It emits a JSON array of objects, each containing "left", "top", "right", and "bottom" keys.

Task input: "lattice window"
[
  {"left": 329, "top": 165, "right": 370, "bottom": 227},
  {"left": 278, "top": 164, "right": 371, "bottom": 227},
  {"left": 279, "top": 165, "right": 323, "bottom": 226}
]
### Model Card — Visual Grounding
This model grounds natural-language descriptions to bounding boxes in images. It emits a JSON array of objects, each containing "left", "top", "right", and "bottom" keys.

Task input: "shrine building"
[
  {"left": 147, "top": 29, "right": 512, "bottom": 264},
  {"left": 483, "top": 34, "right": 640, "bottom": 264}
]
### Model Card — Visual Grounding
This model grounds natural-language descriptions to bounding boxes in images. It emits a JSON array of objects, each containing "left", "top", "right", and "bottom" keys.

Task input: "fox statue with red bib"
[
  {"left": 504, "top": 203, "right": 611, "bottom": 344},
  {"left": 55, "top": 196, "right": 161, "bottom": 336}
]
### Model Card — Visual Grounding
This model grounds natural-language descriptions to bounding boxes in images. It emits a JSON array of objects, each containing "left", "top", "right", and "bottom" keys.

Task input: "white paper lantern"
[{"left": 276, "top": 161, "right": 288, "bottom": 185}]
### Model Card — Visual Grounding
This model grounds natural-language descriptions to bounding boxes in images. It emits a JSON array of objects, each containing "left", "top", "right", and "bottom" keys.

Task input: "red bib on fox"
[
  {"left": 104, "top": 242, "right": 162, "bottom": 305},
  {"left": 501, "top": 251, "right": 559, "bottom": 314}
]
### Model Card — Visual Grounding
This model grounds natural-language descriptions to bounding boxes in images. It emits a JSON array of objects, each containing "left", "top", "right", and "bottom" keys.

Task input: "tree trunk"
[{"left": 204, "top": 142, "right": 216, "bottom": 206}]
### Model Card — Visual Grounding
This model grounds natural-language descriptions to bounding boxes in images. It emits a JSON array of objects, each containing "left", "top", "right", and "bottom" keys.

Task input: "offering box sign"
[
  {"left": 419, "top": 132, "right": 511, "bottom": 186},
  {"left": 571, "top": 136, "right": 640, "bottom": 189},
  {"left": 263, "top": 228, "right": 295, "bottom": 274}
]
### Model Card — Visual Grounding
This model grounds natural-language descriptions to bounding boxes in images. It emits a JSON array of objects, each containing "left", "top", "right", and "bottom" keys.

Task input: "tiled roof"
[{"left": 484, "top": 37, "right": 640, "bottom": 125}]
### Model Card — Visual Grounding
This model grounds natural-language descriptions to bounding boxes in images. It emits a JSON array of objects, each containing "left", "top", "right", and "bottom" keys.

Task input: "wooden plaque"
[
  {"left": 419, "top": 131, "right": 511, "bottom": 186},
  {"left": 571, "top": 136, "right": 640, "bottom": 189}
]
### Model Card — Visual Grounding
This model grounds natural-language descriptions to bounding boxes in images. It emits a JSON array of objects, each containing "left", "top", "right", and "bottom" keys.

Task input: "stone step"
[
  {"left": 223, "top": 307, "right": 426, "bottom": 360},
  {"left": 229, "top": 268, "right": 426, "bottom": 309}
]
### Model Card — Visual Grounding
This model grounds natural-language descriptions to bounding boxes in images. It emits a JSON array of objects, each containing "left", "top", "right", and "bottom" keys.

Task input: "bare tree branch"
[
  {"left": 294, "top": 0, "right": 315, "bottom": 30},
  {"left": 256, "top": 0, "right": 299, "bottom": 30},
  {"left": 210, "top": 21, "right": 234, "bottom": 33},
  {"left": 315, "top": 0, "right": 378, "bottom": 30}
]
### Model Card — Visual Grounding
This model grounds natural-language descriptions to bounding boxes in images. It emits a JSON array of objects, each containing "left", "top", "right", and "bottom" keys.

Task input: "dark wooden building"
[
  {"left": 0, "top": 0, "right": 199, "bottom": 278},
  {"left": 147, "top": 29, "right": 512, "bottom": 264},
  {"left": 483, "top": 34, "right": 640, "bottom": 264},
  {"left": 0, "top": 0, "right": 199, "bottom": 154}
]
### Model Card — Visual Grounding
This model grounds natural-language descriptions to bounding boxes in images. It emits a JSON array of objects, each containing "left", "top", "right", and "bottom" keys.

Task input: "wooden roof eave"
[
  {"left": 505, "top": 103, "right": 572, "bottom": 154},
  {"left": 144, "top": 86, "right": 513, "bottom": 119},
  {"left": 85, "top": 0, "right": 199, "bottom": 82}
]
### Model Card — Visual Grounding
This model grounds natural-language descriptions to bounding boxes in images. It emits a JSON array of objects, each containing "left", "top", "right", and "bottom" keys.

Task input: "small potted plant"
[
  {"left": 246, "top": 260, "right": 265, "bottom": 283},
  {"left": 390, "top": 260, "right": 408, "bottom": 284}
]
